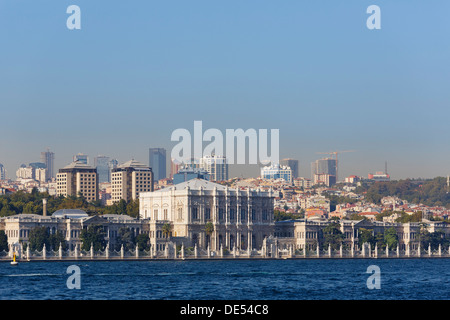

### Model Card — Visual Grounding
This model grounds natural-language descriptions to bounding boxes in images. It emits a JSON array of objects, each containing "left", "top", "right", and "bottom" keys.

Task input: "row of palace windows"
[
  {"left": 146, "top": 208, "right": 270, "bottom": 222},
  {"left": 194, "top": 208, "right": 270, "bottom": 221},
  {"left": 275, "top": 231, "right": 319, "bottom": 239}
]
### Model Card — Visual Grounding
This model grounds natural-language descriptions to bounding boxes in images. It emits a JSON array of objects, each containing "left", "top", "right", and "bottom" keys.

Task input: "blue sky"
[{"left": 0, "top": 0, "right": 449, "bottom": 180}]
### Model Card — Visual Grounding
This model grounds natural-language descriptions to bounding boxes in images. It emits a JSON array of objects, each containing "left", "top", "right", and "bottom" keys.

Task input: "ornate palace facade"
[{"left": 139, "top": 179, "right": 275, "bottom": 251}]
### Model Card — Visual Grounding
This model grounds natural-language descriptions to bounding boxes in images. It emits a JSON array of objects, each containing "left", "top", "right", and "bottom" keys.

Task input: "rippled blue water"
[{"left": 1, "top": 259, "right": 449, "bottom": 300}]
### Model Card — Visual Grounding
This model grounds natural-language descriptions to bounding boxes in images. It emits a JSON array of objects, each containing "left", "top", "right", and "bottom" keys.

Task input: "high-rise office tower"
[
  {"left": 280, "top": 158, "right": 299, "bottom": 179},
  {"left": 111, "top": 159, "right": 153, "bottom": 203},
  {"left": 94, "top": 155, "right": 111, "bottom": 183},
  {"left": 40, "top": 149, "right": 55, "bottom": 181},
  {"left": 149, "top": 148, "right": 166, "bottom": 181},
  {"left": 0, "top": 163, "right": 6, "bottom": 180},
  {"left": 109, "top": 159, "right": 118, "bottom": 172},
  {"left": 56, "top": 161, "right": 98, "bottom": 202},
  {"left": 200, "top": 155, "right": 228, "bottom": 181},
  {"left": 73, "top": 153, "right": 89, "bottom": 165}
]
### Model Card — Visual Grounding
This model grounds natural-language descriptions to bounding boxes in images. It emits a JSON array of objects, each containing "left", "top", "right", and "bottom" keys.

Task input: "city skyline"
[
  {"left": 1, "top": 1, "right": 449, "bottom": 181},
  {"left": 0, "top": 146, "right": 446, "bottom": 182}
]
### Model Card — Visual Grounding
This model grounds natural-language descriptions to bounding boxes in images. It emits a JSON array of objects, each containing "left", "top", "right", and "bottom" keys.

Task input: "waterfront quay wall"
[{"left": 2, "top": 242, "right": 450, "bottom": 262}]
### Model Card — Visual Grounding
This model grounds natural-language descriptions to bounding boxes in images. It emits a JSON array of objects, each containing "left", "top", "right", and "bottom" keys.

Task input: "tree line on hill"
[{"left": 356, "top": 177, "right": 450, "bottom": 208}]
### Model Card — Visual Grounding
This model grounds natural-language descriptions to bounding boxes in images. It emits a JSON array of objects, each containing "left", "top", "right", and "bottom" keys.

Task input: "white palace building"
[{"left": 139, "top": 179, "right": 275, "bottom": 251}]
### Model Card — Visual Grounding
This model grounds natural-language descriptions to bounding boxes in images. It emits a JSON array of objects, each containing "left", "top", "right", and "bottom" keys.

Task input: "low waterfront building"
[
  {"left": 0, "top": 209, "right": 149, "bottom": 251},
  {"left": 273, "top": 219, "right": 450, "bottom": 251}
]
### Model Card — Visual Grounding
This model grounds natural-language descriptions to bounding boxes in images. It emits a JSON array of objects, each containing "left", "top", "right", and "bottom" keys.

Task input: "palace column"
[
  {"left": 213, "top": 187, "right": 218, "bottom": 251},
  {"left": 225, "top": 186, "right": 229, "bottom": 248},
  {"left": 247, "top": 188, "right": 252, "bottom": 250},
  {"left": 236, "top": 189, "right": 241, "bottom": 250}
]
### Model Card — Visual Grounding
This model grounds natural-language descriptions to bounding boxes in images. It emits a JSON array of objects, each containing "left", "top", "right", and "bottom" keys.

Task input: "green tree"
[
  {"left": 420, "top": 230, "right": 450, "bottom": 250},
  {"left": 374, "top": 232, "right": 385, "bottom": 249},
  {"left": 114, "top": 227, "right": 136, "bottom": 251},
  {"left": 322, "top": 220, "right": 344, "bottom": 250},
  {"left": 49, "top": 231, "right": 68, "bottom": 251},
  {"left": 323, "top": 193, "right": 357, "bottom": 212},
  {"left": 126, "top": 199, "right": 140, "bottom": 218},
  {"left": 358, "top": 228, "right": 375, "bottom": 247},
  {"left": 0, "top": 230, "right": 8, "bottom": 252},
  {"left": 274, "top": 209, "right": 304, "bottom": 221},
  {"left": 80, "top": 225, "right": 107, "bottom": 251},
  {"left": 347, "top": 213, "right": 365, "bottom": 221},
  {"left": 395, "top": 211, "right": 423, "bottom": 223},
  {"left": 28, "top": 226, "right": 50, "bottom": 251},
  {"left": 383, "top": 227, "right": 399, "bottom": 249},
  {"left": 136, "top": 233, "right": 150, "bottom": 251}
]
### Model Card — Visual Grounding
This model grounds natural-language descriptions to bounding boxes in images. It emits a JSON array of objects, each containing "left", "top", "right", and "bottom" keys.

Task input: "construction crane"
[{"left": 316, "top": 150, "right": 355, "bottom": 182}]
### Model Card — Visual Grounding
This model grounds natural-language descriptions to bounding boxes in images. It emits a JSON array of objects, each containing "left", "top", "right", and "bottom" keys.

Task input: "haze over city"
[{"left": 1, "top": 1, "right": 449, "bottom": 180}]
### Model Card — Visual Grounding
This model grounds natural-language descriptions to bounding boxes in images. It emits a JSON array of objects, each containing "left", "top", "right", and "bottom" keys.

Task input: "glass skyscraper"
[
  {"left": 149, "top": 148, "right": 167, "bottom": 181},
  {"left": 40, "top": 149, "right": 55, "bottom": 181},
  {"left": 94, "top": 155, "right": 111, "bottom": 183},
  {"left": 0, "top": 163, "right": 6, "bottom": 180}
]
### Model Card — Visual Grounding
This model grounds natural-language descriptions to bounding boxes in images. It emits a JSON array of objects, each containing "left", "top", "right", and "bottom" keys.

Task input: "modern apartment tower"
[
  {"left": 56, "top": 161, "right": 99, "bottom": 202},
  {"left": 280, "top": 159, "right": 299, "bottom": 179},
  {"left": 40, "top": 149, "right": 55, "bottom": 181},
  {"left": 111, "top": 159, "right": 153, "bottom": 203},
  {"left": 149, "top": 148, "right": 166, "bottom": 181}
]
